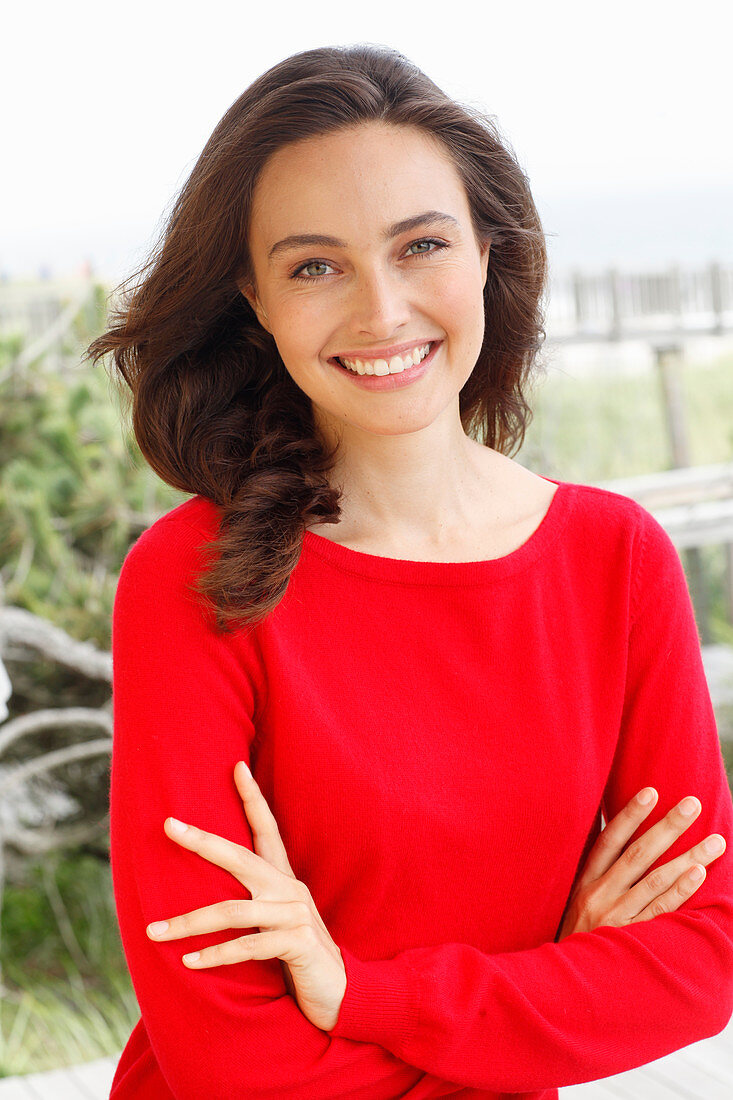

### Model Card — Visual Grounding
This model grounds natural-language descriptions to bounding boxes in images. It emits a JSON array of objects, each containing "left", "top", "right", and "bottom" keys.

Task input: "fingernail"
[
  {"left": 237, "top": 761, "right": 252, "bottom": 779},
  {"left": 689, "top": 865, "right": 705, "bottom": 882},
  {"left": 704, "top": 835, "right": 725, "bottom": 854},
  {"left": 148, "top": 921, "right": 169, "bottom": 936},
  {"left": 680, "top": 797, "right": 699, "bottom": 816},
  {"left": 183, "top": 952, "right": 200, "bottom": 964},
  {"left": 638, "top": 787, "right": 656, "bottom": 805},
  {"left": 169, "top": 817, "right": 188, "bottom": 834}
]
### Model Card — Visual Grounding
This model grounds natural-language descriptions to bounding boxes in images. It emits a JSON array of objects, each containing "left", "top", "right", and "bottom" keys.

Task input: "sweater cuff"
[{"left": 327, "top": 943, "right": 421, "bottom": 1047}]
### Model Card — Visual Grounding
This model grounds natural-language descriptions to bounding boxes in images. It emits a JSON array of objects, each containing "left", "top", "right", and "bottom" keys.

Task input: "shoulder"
[
  {"left": 557, "top": 479, "right": 686, "bottom": 620},
  {"left": 115, "top": 495, "right": 223, "bottom": 614},
  {"left": 559, "top": 478, "right": 674, "bottom": 554},
  {"left": 144, "top": 494, "right": 222, "bottom": 542},
  {"left": 121, "top": 495, "right": 222, "bottom": 567},
  {"left": 112, "top": 496, "right": 267, "bottom": 703}
]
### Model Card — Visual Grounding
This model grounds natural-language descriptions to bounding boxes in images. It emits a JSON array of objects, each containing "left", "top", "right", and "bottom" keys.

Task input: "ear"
[
  {"left": 480, "top": 240, "right": 491, "bottom": 289},
  {"left": 237, "top": 278, "right": 271, "bottom": 333}
]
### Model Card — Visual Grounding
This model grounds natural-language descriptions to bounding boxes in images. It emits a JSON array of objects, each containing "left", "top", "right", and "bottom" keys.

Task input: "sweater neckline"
[{"left": 301, "top": 477, "right": 576, "bottom": 585}]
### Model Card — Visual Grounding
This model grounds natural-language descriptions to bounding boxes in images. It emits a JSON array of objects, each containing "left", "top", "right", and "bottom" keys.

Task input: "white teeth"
[{"left": 339, "top": 343, "right": 433, "bottom": 376}]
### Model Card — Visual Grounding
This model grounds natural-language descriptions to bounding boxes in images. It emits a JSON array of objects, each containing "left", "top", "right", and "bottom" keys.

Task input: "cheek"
[
  {"left": 434, "top": 271, "right": 483, "bottom": 328},
  {"left": 279, "top": 301, "right": 333, "bottom": 357},
  {"left": 269, "top": 302, "right": 321, "bottom": 357}
]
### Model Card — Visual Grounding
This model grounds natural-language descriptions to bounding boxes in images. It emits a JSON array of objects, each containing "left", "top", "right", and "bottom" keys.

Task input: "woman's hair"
[{"left": 85, "top": 43, "right": 548, "bottom": 633}]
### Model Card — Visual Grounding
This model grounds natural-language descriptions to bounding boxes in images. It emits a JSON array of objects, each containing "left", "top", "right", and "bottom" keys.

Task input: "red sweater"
[{"left": 108, "top": 477, "right": 733, "bottom": 1100}]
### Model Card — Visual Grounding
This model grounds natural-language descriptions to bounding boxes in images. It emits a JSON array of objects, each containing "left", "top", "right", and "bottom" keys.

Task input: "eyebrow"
[{"left": 267, "top": 210, "right": 460, "bottom": 263}]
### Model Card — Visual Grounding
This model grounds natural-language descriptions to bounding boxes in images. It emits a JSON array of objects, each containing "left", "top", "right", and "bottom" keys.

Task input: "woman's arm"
[
  {"left": 110, "top": 516, "right": 460, "bottom": 1099},
  {"left": 325, "top": 511, "right": 733, "bottom": 1093}
]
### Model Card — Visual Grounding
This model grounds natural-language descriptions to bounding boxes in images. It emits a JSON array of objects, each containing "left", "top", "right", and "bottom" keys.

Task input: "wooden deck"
[
  {"left": 0, "top": 1016, "right": 731, "bottom": 1098},
  {"left": 0, "top": 1056, "right": 117, "bottom": 1098}
]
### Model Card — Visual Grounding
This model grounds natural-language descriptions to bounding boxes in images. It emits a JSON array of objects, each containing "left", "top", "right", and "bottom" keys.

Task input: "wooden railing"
[
  {"left": 598, "top": 462, "right": 733, "bottom": 641},
  {"left": 546, "top": 262, "right": 733, "bottom": 343},
  {"left": 599, "top": 462, "right": 733, "bottom": 543}
]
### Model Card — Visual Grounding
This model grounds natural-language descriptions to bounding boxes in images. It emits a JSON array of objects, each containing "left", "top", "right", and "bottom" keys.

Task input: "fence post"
[
  {"left": 725, "top": 543, "right": 733, "bottom": 628},
  {"left": 608, "top": 268, "right": 621, "bottom": 341},
  {"left": 653, "top": 344, "right": 713, "bottom": 643},
  {"left": 572, "top": 269, "right": 584, "bottom": 330},
  {"left": 654, "top": 344, "right": 690, "bottom": 467},
  {"left": 709, "top": 261, "right": 724, "bottom": 336}
]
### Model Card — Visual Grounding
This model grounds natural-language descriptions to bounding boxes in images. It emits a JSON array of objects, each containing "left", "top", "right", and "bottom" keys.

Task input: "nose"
[{"left": 348, "top": 265, "right": 413, "bottom": 339}]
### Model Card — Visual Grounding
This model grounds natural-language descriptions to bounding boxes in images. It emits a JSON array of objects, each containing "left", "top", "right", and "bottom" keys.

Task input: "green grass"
[
  {"left": 0, "top": 971, "right": 136, "bottom": 1076},
  {"left": 521, "top": 349, "right": 733, "bottom": 481},
  {"left": 0, "top": 853, "right": 137, "bottom": 1076}
]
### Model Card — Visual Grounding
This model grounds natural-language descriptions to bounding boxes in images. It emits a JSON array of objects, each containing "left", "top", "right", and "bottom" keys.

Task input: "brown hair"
[{"left": 85, "top": 43, "right": 548, "bottom": 633}]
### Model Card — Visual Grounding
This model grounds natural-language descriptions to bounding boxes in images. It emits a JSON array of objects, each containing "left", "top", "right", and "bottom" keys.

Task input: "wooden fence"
[
  {"left": 599, "top": 462, "right": 733, "bottom": 643},
  {"left": 546, "top": 261, "right": 733, "bottom": 343}
]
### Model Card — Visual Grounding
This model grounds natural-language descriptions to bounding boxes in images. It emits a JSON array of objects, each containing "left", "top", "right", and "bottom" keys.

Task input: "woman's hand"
[
  {"left": 558, "top": 787, "right": 727, "bottom": 942},
  {"left": 145, "top": 761, "right": 347, "bottom": 1032}
]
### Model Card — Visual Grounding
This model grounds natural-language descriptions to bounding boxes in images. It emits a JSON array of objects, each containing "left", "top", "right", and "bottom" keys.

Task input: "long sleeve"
[
  {"left": 109, "top": 517, "right": 464, "bottom": 1100},
  {"left": 326, "top": 509, "right": 733, "bottom": 1092}
]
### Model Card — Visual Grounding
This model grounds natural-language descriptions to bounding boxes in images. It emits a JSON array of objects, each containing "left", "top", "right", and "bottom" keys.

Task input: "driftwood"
[
  {"left": 0, "top": 603, "right": 113, "bottom": 993},
  {"left": 0, "top": 606, "right": 112, "bottom": 682}
]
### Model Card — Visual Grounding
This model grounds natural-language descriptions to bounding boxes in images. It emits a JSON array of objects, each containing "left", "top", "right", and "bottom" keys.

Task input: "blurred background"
[{"left": 1, "top": 0, "right": 732, "bottom": 1085}]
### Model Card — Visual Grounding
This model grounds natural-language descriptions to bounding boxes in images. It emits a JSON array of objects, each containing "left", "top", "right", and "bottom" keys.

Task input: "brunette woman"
[{"left": 87, "top": 43, "right": 732, "bottom": 1100}]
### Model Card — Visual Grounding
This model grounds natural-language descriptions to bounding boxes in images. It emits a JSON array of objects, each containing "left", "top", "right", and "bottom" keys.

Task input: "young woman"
[{"left": 87, "top": 43, "right": 733, "bottom": 1100}]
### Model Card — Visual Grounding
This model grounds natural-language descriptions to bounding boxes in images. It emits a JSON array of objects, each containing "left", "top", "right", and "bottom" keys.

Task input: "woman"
[{"left": 87, "top": 44, "right": 732, "bottom": 1100}]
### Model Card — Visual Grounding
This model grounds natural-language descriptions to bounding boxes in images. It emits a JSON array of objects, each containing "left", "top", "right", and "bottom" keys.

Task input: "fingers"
[
  {"left": 576, "top": 787, "right": 659, "bottom": 887},
  {"left": 623, "top": 832, "right": 727, "bottom": 920},
  {"left": 559, "top": 793, "right": 726, "bottom": 938},
  {"left": 183, "top": 928, "right": 295, "bottom": 969},
  {"left": 609, "top": 795, "right": 704, "bottom": 892},
  {"left": 164, "top": 816, "right": 267, "bottom": 890},
  {"left": 164, "top": 761, "right": 297, "bottom": 891},
  {"left": 586, "top": 792, "right": 704, "bottom": 899},
  {"left": 147, "top": 897, "right": 309, "bottom": 943},
  {"left": 234, "top": 761, "right": 297, "bottom": 878},
  {"left": 628, "top": 867, "right": 706, "bottom": 925}
]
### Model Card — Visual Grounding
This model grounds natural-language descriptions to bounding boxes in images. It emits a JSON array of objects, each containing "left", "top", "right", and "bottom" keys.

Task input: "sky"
[{"left": 2, "top": 0, "right": 731, "bottom": 281}]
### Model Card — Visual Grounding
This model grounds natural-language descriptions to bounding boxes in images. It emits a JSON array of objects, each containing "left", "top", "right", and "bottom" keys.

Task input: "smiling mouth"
[{"left": 331, "top": 341, "right": 437, "bottom": 376}]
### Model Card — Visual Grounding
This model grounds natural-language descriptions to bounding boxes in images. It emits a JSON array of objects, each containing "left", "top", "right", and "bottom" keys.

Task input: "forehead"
[{"left": 249, "top": 123, "right": 468, "bottom": 247}]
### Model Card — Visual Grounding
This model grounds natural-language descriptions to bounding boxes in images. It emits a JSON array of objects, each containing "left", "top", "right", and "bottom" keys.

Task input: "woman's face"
[{"left": 239, "top": 121, "right": 490, "bottom": 447}]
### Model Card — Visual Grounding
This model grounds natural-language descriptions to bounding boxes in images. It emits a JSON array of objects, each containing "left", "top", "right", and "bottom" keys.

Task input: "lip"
[
  {"left": 331, "top": 338, "right": 441, "bottom": 362},
  {"left": 328, "top": 340, "right": 442, "bottom": 391}
]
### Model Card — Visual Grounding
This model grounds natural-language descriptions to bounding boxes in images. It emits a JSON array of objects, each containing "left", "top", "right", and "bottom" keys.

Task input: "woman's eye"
[
  {"left": 294, "top": 260, "right": 334, "bottom": 280},
  {"left": 290, "top": 238, "right": 448, "bottom": 282},
  {"left": 407, "top": 239, "right": 438, "bottom": 255}
]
